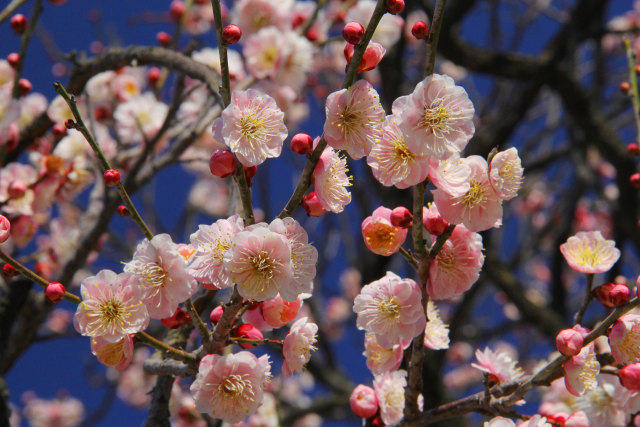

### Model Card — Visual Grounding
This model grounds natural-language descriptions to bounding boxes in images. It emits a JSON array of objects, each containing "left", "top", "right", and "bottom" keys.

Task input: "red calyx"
[{"left": 161, "top": 307, "right": 192, "bottom": 329}]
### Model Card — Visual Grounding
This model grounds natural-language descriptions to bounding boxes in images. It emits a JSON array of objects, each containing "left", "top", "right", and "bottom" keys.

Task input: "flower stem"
[
  {"left": 574, "top": 273, "right": 594, "bottom": 325},
  {"left": 184, "top": 298, "right": 211, "bottom": 343},
  {"left": 624, "top": 38, "right": 640, "bottom": 143},
  {"left": 136, "top": 331, "right": 197, "bottom": 364}
]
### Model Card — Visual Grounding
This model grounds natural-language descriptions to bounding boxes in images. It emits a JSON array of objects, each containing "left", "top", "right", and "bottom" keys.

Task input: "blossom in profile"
[
  {"left": 312, "top": 144, "right": 352, "bottom": 213},
  {"left": 344, "top": 41, "right": 386, "bottom": 73},
  {"left": 393, "top": 73, "right": 475, "bottom": 160},
  {"left": 223, "top": 226, "right": 293, "bottom": 301},
  {"left": 214, "top": 89, "right": 288, "bottom": 166},
  {"left": 187, "top": 215, "right": 244, "bottom": 289},
  {"left": 350, "top": 385, "right": 378, "bottom": 419},
  {"left": 91, "top": 334, "right": 134, "bottom": 370},
  {"left": 191, "top": 351, "right": 271, "bottom": 423},
  {"left": 367, "top": 117, "right": 429, "bottom": 188},
  {"left": 363, "top": 333, "right": 405, "bottom": 375},
  {"left": 559, "top": 231, "right": 620, "bottom": 274},
  {"left": 488, "top": 147, "right": 524, "bottom": 200},
  {"left": 471, "top": 347, "right": 524, "bottom": 384},
  {"left": 573, "top": 374, "right": 632, "bottom": 426},
  {"left": 124, "top": 233, "right": 197, "bottom": 319},
  {"left": 113, "top": 92, "right": 168, "bottom": 144},
  {"left": 361, "top": 206, "right": 408, "bottom": 256},
  {"left": 373, "top": 370, "right": 407, "bottom": 426},
  {"left": 563, "top": 345, "right": 599, "bottom": 396},
  {"left": 353, "top": 271, "right": 426, "bottom": 349},
  {"left": 74, "top": 270, "right": 149, "bottom": 342},
  {"left": 324, "top": 80, "right": 385, "bottom": 160},
  {"left": 424, "top": 300, "right": 450, "bottom": 350},
  {"left": 609, "top": 314, "right": 640, "bottom": 365},
  {"left": 23, "top": 393, "right": 85, "bottom": 427},
  {"left": 282, "top": 317, "right": 318, "bottom": 376}
]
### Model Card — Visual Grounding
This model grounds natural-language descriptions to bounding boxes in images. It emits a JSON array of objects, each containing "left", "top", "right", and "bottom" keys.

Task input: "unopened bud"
[
  {"left": 291, "top": 133, "right": 313, "bottom": 155},
  {"left": 147, "top": 67, "right": 162, "bottom": 87},
  {"left": 424, "top": 214, "right": 449, "bottom": 236},
  {"left": 302, "top": 192, "right": 327, "bottom": 217},
  {"left": 210, "top": 306, "right": 225, "bottom": 324},
  {"left": 555, "top": 328, "right": 584, "bottom": 356},
  {"left": 631, "top": 173, "right": 640, "bottom": 189},
  {"left": 628, "top": 143, "right": 640, "bottom": 156},
  {"left": 104, "top": 169, "right": 121, "bottom": 187},
  {"left": 244, "top": 165, "right": 257, "bottom": 186},
  {"left": 621, "top": 81, "right": 631, "bottom": 94},
  {"left": 620, "top": 363, "right": 640, "bottom": 391},
  {"left": 222, "top": 24, "right": 242, "bottom": 44},
  {"left": 117, "top": 205, "right": 129, "bottom": 216},
  {"left": 156, "top": 31, "right": 172, "bottom": 47},
  {"left": 2, "top": 264, "right": 18, "bottom": 278},
  {"left": 169, "top": 0, "right": 185, "bottom": 21},
  {"left": 161, "top": 307, "right": 191, "bottom": 329},
  {"left": 262, "top": 295, "right": 302, "bottom": 328},
  {"left": 0, "top": 215, "right": 10, "bottom": 243},
  {"left": 45, "top": 282, "right": 66, "bottom": 303},
  {"left": 411, "top": 21, "right": 429, "bottom": 40},
  {"left": 342, "top": 22, "right": 364, "bottom": 45},
  {"left": 209, "top": 150, "right": 236, "bottom": 178},
  {"left": 350, "top": 385, "right": 378, "bottom": 418},
  {"left": 7, "top": 53, "right": 19, "bottom": 68},
  {"left": 10, "top": 14, "right": 27, "bottom": 34},
  {"left": 232, "top": 323, "right": 263, "bottom": 349},
  {"left": 17, "top": 78, "right": 31, "bottom": 96},
  {"left": 8, "top": 181, "right": 27, "bottom": 199},
  {"left": 64, "top": 119, "right": 75, "bottom": 129},
  {"left": 386, "top": 0, "right": 404, "bottom": 15},
  {"left": 390, "top": 206, "right": 413, "bottom": 228}
]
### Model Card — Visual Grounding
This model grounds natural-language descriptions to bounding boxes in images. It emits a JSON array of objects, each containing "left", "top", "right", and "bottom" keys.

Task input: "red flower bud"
[
  {"left": 631, "top": 173, "right": 640, "bottom": 189},
  {"left": 390, "top": 206, "right": 413, "bottom": 228},
  {"left": 210, "top": 306, "right": 225, "bottom": 325},
  {"left": 104, "top": 169, "right": 121, "bottom": 187},
  {"left": 117, "top": 205, "right": 129, "bottom": 216},
  {"left": 64, "top": 119, "right": 75, "bottom": 129},
  {"left": 302, "top": 192, "right": 327, "bottom": 217},
  {"left": 52, "top": 123, "right": 67, "bottom": 138},
  {"left": 147, "top": 67, "right": 162, "bottom": 87},
  {"left": 411, "top": 21, "right": 429, "bottom": 40},
  {"left": 350, "top": 385, "right": 378, "bottom": 418},
  {"left": 161, "top": 307, "right": 192, "bottom": 329},
  {"left": 291, "top": 133, "right": 313, "bottom": 155},
  {"left": 45, "top": 282, "right": 66, "bottom": 303},
  {"left": 2, "top": 264, "right": 18, "bottom": 278},
  {"left": 610, "top": 284, "right": 631, "bottom": 306},
  {"left": 620, "top": 363, "right": 640, "bottom": 391},
  {"left": 10, "top": 14, "right": 27, "bottom": 34},
  {"left": 7, "top": 53, "right": 20, "bottom": 68},
  {"left": 232, "top": 324, "right": 263, "bottom": 349},
  {"left": 555, "top": 328, "right": 584, "bottom": 356},
  {"left": 424, "top": 214, "right": 449, "bottom": 236},
  {"left": 17, "top": 79, "right": 31, "bottom": 96},
  {"left": 169, "top": 0, "right": 186, "bottom": 21},
  {"left": 156, "top": 31, "right": 172, "bottom": 47},
  {"left": 222, "top": 24, "right": 242, "bottom": 44},
  {"left": 386, "top": 0, "right": 404, "bottom": 15},
  {"left": 8, "top": 181, "right": 27, "bottom": 199},
  {"left": 244, "top": 165, "right": 257, "bottom": 186},
  {"left": 209, "top": 150, "right": 236, "bottom": 178},
  {"left": 628, "top": 143, "right": 640, "bottom": 156},
  {"left": 342, "top": 22, "right": 364, "bottom": 45}
]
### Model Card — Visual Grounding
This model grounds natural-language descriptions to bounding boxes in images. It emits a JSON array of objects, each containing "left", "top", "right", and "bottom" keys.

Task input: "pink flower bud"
[
  {"left": 17, "top": 78, "right": 31, "bottom": 96},
  {"left": 117, "top": 205, "right": 129, "bottom": 216},
  {"left": 386, "top": 0, "right": 404, "bottom": 15},
  {"left": 7, "top": 53, "right": 19, "bottom": 68},
  {"left": 232, "top": 324, "right": 263, "bottom": 349},
  {"left": 411, "top": 21, "right": 429, "bottom": 40},
  {"left": 631, "top": 173, "right": 640, "bottom": 189},
  {"left": 244, "top": 165, "right": 258, "bottom": 186},
  {"left": 390, "top": 207, "right": 413, "bottom": 228},
  {"left": 45, "top": 282, "right": 66, "bottom": 303},
  {"left": 350, "top": 385, "right": 378, "bottom": 418},
  {"left": 169, "top": 0, "right": 185, "bottom": 21},
  {"left": 2, "top": 264, "right": 18, "bottom": 278},
  {"left": 620, "top": 364, "right": 640, "bottom": 391},
  {"left": 342, "top": 22, "right": 364, "bottom": 45},
  {"left": 344, "top": 42, "right": 386, "bottom": 72},
  {"left": 424, "top": 213, "right": 449, "bottom": 236},
  {"left": 593, "top": 282, "right": 630, "bottom": 308},
  {"left": 261, "top": 295, "right": 302, "bottom": 328},
  {"left": 556, "top": 328, "right": 584, "bottom": 356},
  {"left": 209, "top": 150, "right": 236, "bottom": 178},
  {"left": 0, "top": 215, "right": 10, "bottom": 243},
  {"left": 147, "top": 67, "right": 161, "bottom": 87},
  {"left": 103, "top": 169, "right": 121, "bottom": 187},
  {"left": 156, "top": 31, "right": 172, "bottom": 47},
  {"left": 10, "top": 14, "right": 27, "bottom": 34},
  {"left": 209, "top": 306, "right": 225, "bottom": 324},
  {"left": 291, "top": 133, "right": 313, "bottom": 155},
  {"left": 161, "top": 307, "right": 192, "bottom": 329},
  {"left": 222, "top": 24, "right": 242, "bottom": 44},
  {"left": 7, "top": 181, "right": 27, "bottom": 199},
  {"left": 628, "top": 143, "right": 640, "bottom": 156},
  {"left": 302, "top": 192, "right": 327, "bottom": 217}
]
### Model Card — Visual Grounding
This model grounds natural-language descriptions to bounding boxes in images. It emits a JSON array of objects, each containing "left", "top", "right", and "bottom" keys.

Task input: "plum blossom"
[
  {"left": 243, "top": 27, "right": 288, "bottom": 80},
  {"left": 363, "top": 332, "right": 405, "bottom": 375},
  {"left": 233, "top": 0, "right": 293, "bottom": 36},
  {"left": 214, "top": 89, "right": 288, "bottom": 166},
  {"left": 0, "top": 215, "right": 9, "bottom": 243},
  {"left": 324, "top": 80, "right": 385, "bottom": 160},
  {"left": 187, "top": 215, "right": 244, "bottom": 289},
  {"left": 353, "top": 271, "right": 426, "bottom": 349},
  {"left": 23, "top": 393, "right": 85, "bottom": 427},
  {"left": 361, "top": 206, "right": 408, "bottom": 256},
  {"left": 471, "top": 347, "right": 524, "bottom": 384},
  {"left": 489, "top": 147, "right": 524, "bottom": 200},
  {"left": 0, "top": 162, "right": 37, "bottom": 217},
  {"left": 393, "top": 73, "right": 475, "bottom": 160},
  {"left": 560, "top": 231, "right": 620, "bottom": 274},
  {"left": 74, "top": 270, "right": 149, "bottom": 342},
  {"left": 609, "top": 314, "right": 640, "bottom": 364},
  {"left": 261, "top": 294, "right": 302, "bottom": 328},
  {"left": 350, "top": 385, "right": 378, "bottom": 419},
  {"left": 563, "top": 344, "right": 600, "bottom": 396},
  {"left": 123, "top": 234, "right": 197, "bottom": 319},
  {"left": 193, "top": 47, "right": 246, "bottom": 81},
  {"left": 282, "top": 317, "right": 318, "bottom": 376},
  {"left": 484, "top": 417, "right": 515, "bottom": 427},
  {"left": 190, "top": 351, "right": 271, "bottom": 423},
  {"left": 90, "top": 334, "right": 134, "bottom": 370},
  {"left": 573, "top": 375, "right": 634, "bottom": 426},
  {"left": 113, "top": 92, "right": 168, "bottom": 144},
  {"left": 312, "top": 143, "right": 352, "bottom": 213},
  {"left": 344, "top": 41, "right": 386, "bottom": 73},
  {"left": 429, "top": 154, "right": 472, "bottom": 196},
  {"left": 424, "top": 300, "right": 450, "bottom": 350},
  {"left": 373, "top": 370, "right": 407, "bottom": 426}
]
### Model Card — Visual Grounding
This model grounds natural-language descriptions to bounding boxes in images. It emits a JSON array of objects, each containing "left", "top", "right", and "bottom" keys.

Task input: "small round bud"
[
  {"left": 52, "top": 123, "right": 67, "bottom": 138},
  {"left": 156, "top": 31, "right": 172, "bottom": 47},
  {"left": 8, "top": 181, "right": 27, "bottom": 199},
  {"left": 302, "top": 192, "right": 327, "bottom": 217},
  {"left": 7, "top": 53, "right": 20, "bottom": 68},
  {"left": 621, "top": 81, "right": 631, "bottom": 94},
  {"left": 628, "top": 143, "right": 640, "bottom": 156},
  {"left": 17, "top": 78, "right": 31, "bottom": 96},
  {"left": 0, "top": 215, "right": 10, "bottom": 243},
  {"left": 2, "top": 264, "right": 18, "bottom": 278},
  {"left": 64, "top": 119, "right": 75, "bottom": 129},
  {"left": 160, "top": 307, "right": 191, "bottom": 329},
  {"left": 424, "top": 214, "right": 449, "bottom": 236},
  {"left": 630, "top": 173, "right": 640, "bottom": 189},
  {"left": 305, "top": 28, "right": 318, "bottom": 41},
  {"left": 103, "top": 169, "right": 121, "bottom": 187},
  {"left": 210, "top": 306, "right": 225, "bottom": 325},
  {"left": 209, "top": 150, "right": 236, "bottom": 178},
  {"left": 169, "top": 0, "right": 186, "bottom": 21},
  {"left": 593, "top": 282, "right": 617, "bottom": 308},
  {"left": 222, "top": 24, "right": 242, "bottom": 44},
  {"left": 147, "top": 67, "right": 162, "bottom": 87},
  {"left": 411, "top": 21, "right": 429, "bottom": 40},
  {"left": 620, "top": 363, "right": 640, "bottom": 391},
  {"left": 10, "top": 14, "right": 27, "bottom": 34},
  {"left": 342, "top": 22, "right": 365, "bottom": 45},
  {"left": 117, "top": 205, "right": 129, "bottom": 216},
  {"left": 390, "top": 206, "right": 413, "bottom": 228},
  {"left": 610, "top": 284, "right": 631, "bottom": 306},
  {"left": 350, "top": 385, "right": 378, "bottom": 418},
  {"left": 291, "top": 133, "right": 313, "bottom": 155},
  {"left": 385, "top": 0, "right": 404, "bottom": 15},
  {"left": 555, "top": 328, "right": 584, "bottom": 356},
  {"left": 45, "top": 282, "right": 66, "bottom": 303},
  {"left": 232, "top": 323, "right": 263, "bottom": 349}
]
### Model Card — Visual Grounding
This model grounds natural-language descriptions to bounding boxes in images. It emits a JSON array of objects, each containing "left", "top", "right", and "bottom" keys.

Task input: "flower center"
[
  {"left": 140, "top": 263, "right": 168, "bottom": 289},
  {"left": 249, "top": 251, "right": 281, "bottom": 280},
  {"left": 239, "top": 113, "right": 267, "bottom": 147},
  {"left": 392, "top": 139, "right": 414, "bottom": 163},
  {"left": 209, "top": 239, "right": 231, "bottom": 262},
  {"left": 218, "top": 374, "right": 254, "bottom": 400},
  {"left": 420, "top": 101, "right": 451, "bottom": 135},
  {"left": 462, "top": 180, "right": 486, "bottom": 208},
  {"left": 377, "top": 297, "right": 400, "bottom": 320},
  {"left": 336, "top": 105, "right": 365, "bottom": 134},
  {"left": 618, "top": 324, "right": 640, "bottom": 362},
  {"left": 366, "top": 223, "right": 397, "bottom": 249},
  {"left": 100, "top": 301, "right": 123, "bottom": 323}
]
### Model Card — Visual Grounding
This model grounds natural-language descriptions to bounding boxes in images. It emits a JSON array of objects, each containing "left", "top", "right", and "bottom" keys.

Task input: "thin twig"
[
  {"left": 624, "top": 38, "right": 640, "bottom": 143},
  {"left": 574, "top": 273, "right": 594, "bottom": 325},
  {"left": 11, "top": 0, "right": 43, "bottom": 99}
]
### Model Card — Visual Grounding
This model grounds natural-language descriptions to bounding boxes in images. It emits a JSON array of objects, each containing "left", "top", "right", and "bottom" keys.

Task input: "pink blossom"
[
  {"left": 91, "top": 334, "right": 134, "bottom": 370},
  {"left": 23, "top": 393, "right": 85, "bottom": 427},
  {"left": 484, "top": 417, "right": 516, "bottom": 427},
  {"left": 429, "top": 154, "right": 472, "bottom": 196},
  {"left": 363, "top": 332, "right": 405, "bottom": 375},
  {"left": 183, "top": 3, "right": 215, "bottom": 35},
  {"left": 489, "top": 147, "right": 524, "bottom": 200},
  {"left": 518, "top": 415, "right": 552, "bottom": 427},
  {"left": 353, "top": 271, "right": 426, "bottom": 349},
  {"left": 243, "top": 27, "right": 288, "bottom": 80},
  {"left": 424, "top": 300, "right": 450, "bottom": 350},
  {"left": 282, "top": 317, "right": 318, "bottom": 376},
  {"left": 609, "top": 314, "right": 640, "bottom": 364},
  {"left": 0, "top": 215, "right": 9, "bottom": 243},
  {"left": 73, "top": 270, "right": 150, "bottom": 342},
  {"left": 471, "top": 347, "right": 524, "bottom": 384},
  {"left": 619, "top": 363, "right": 640, "bottom": 391},
  {"left": 233, "top": 0, "right": 292, "bottom": 36},
  {"left": 433, "top": 155, "right": 503, "bottom": 232},
  {"left": 392, "top": 73, "right": 475, "bottom": 160},
  {"left": 214, "top": 89, "right": 288, "bottom": 166},
  {"left": 563, "top": 345, "right": 599, "bottom": 396},
  {"left": 350, "top": 385, "right": 378, "bottom": 419},
  {"left": 346, "top": 0, "right": 403, "bottom": 48},
  {"left": 312, "top": 143, "right": 352, "bottom": 213},
  {"left": 187, "top": 215, "right": 244, "bottom": 289},
  {"left": 367, "top": 117, "right": 429, "bottom": 188},
  {"left": 0, "top": 162, "right": 37, "bottom": 217},
  {"left": 223, "top": 226, "right": 293, "bottom": 301},
  {"left": 192, "top": 48, "right": 246, "bottom": 81},
  {"left": 273, "top": 32, "right": 315, "bottom": 90},
  {"left": 573, "top": 375, "right": 632, "bottom": 426},
  {"left": 113, "top": 92, "right": 168, "bottom": 143},
  {"left": 560, "top": 231, "right": 620, "bottom": 274},
  {"left": 116, "top": 348, "right": 156, "bottom": 408},
  {"left": 427, "top": 223, "right": 484, "bottom": 300},
  {"left": 344, "top": 41, "right": 386, "bottom": 72},
  {"left": 124, "top": 233, "right": 197, "bottom": 319},
  {"left": 361, "top": 206, "right": 408, "bottom": 256},
  {"left": 262, "top": 294, "right": 302, "bottom": 328},
  {"left": 373, "top": 370, "right": 407, "bottom": 425},
  {"left": 190, "top": 351, "right": 271, "bottom": 423},
  {"left": 556, "top": 328, "right": 584, "bottom": 356},
  {"left": 323, "top": 80, "right": 385, "bottom": 160}
]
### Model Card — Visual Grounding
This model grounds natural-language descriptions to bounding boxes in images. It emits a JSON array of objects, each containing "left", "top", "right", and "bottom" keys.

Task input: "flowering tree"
[{"left": 1, "top": 0, "right": 640, "bottom": 426}]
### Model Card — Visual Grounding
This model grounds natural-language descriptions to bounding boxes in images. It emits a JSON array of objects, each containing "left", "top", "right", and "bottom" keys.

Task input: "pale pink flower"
[
  {"left": 214, "top": 89, "right": 288, "bottom": 166},
  {"left": 91, "top": 334, "right": 134, "bottom": 370},
  {"left": 485, "top": 417, "right": 516, "bottom": 427},
  {"left": 183, "top": 3, "right": 215, "bottom": 35},
  {"left": 573, "top": 374, "right": 634, "bottom": 426},
  {"left": 47, "top": 95, "right": 87, "bottom": 124},
  {"left": 0, "top": 215, "right": 9, "bottom": 243},
  {"left": 518, "top": 415, "right": 552, "bottom": 427},
  {"left": 113, "top": 92, "right": 168, "bottom": 143},
  {"left": 262, "top": 294, "right": 302, "bottom": 328},
  {"left": 243, "top": 27, "right": 288, "bottom": 80},
  {"left": 312, "top": 143, "right": 352, "bottom": 213},
  {"left": 193, "top": 48, "right": 246, "bottom": 81},
  {"left": 323, "top": 80, "right": 385, "bottom": 160},
  {"left": 361, "top": 206, "right": 408, "bottom": 256},
  {"left": 273, "top": 32, "right": 315, "bottom": 90},
  {"left": 246, "top": 392, "right": 278, "bottom": 427},
  {"left": 0, "top": 60, "right": 15, "bottom": 88},
  {"left": 187, "top": 215, "right": 244, "bottom": 289},
  {"left": 223, "top": 226, "right": 293, "bottom": 301},
  {"left": 353, "top": 271, "right": 426, "bottom": 349},
  {"left": 282, "top": 317, "right": 318, "bottom": 376},
  {"left": 233, "top": 0, "right": 293, "bottom": 36},
  {"left": 393, "top": 73, "right": 474, "bottom": 160},
  {"left": 23, "top": 393, "right": 85, "bottom": 427},
  {"left": 429, "top": 154, "right": 472, "bottom": 196},
  {"left": 123, "top": 234, "right": 197, "bottom": 319},
  {"left": 367, "top": 117, "right": 429, "bottom": 188},
  {"left": 346, "top": 0, "right": 403, "bottom": 48},
  {"left": 427, "top": 223, "right": 484, "bottom": 300},
  {"left": 117, "top": 348, "right": 156, "bottom": 408},
  {"left": 471, "top": 347, "right": 524, "bottom": 384},
  {"left": 609, "top": 314, "right": 640, "bottom": 364},
  {"left": 190, "top": 351, "right": 271, "bottom": 423},
  {"left": 433, "top": 155, "right": 503, "bottom": 232},
  {"left": 73, "top": 270, "right": 149, "bottom": 342},
  {"left": 424, "top": 300, "right": 450, "bottom": 350},
  {"left": 560, "top": 231, "right": 620, "bottom": 274},
  {"left": 18, "top": 93, "right": 47, "bottom": 129},
  {"left": 373, "top": 370, "right": 407, "bottom": 426},
  {"left": 489, "top": 147, "right": 524, "bottom": 200},
  {"left": 363, "top": 332, "right": 405, "bottom": 375},
  {"left": 563, "top": 344, "right": 600, "bottom": 396},
  {"left": 0, "top": 162, "right": 37, "bottom": 217}
]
